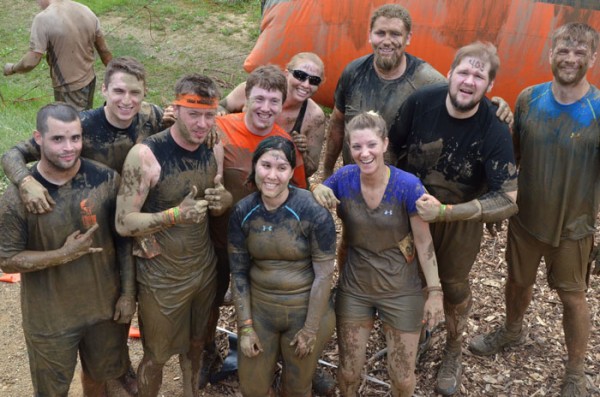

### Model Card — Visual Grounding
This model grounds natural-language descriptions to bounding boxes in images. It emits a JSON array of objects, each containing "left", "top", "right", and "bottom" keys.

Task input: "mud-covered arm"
[
  {"left": 2, "top": 139, "right": 57, "bottom": 214},
  {"left": 0, "top": 224, "right": 103, "bottom": 274},
  {"left": 111, "top": 171, "right": 136, "bottom": 323},
  {"left": 416, "top": 191, "right": 517, "bottom": 223},
  {"left": 297, "top": 108, "right": 326, "bottom": 178},
  {"left": 1, "top": 139, "right": 42, "bottom": 185},
  {"left": 323, "top": 107, "right": 345, "bottom": 179},
  {"left": 290, "top": 257, "right": 334, "bottom": 358},
  {"left": 410, "top": 214, "right": 443, "bottom": 329},
  {"left": 115, "top": 144, "right": 209, "bottom": 236},
  {"left": 228, "top": 216, "right": 252, "bottom": 327},
  {"left": 94, "top": 35, "right": 112, "bottom": 66},
  {"left": 112, "top": 232, "right": 136, "bottom": 324},
  {"left": 3, "top": 51, "right": 43, "bottom": 76},
  {"left": 219, "top": 82, "right": 247, "bottom": 115}
]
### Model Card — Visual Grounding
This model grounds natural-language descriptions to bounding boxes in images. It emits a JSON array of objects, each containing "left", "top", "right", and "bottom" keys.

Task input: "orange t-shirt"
[{"left": 216, "top": 113, "right": 307, "bottom": 205}]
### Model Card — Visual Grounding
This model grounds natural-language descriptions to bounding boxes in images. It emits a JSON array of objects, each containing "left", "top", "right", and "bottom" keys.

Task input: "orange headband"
[{"left": 173, "top": 94, "right": 218, "bottom": 109}]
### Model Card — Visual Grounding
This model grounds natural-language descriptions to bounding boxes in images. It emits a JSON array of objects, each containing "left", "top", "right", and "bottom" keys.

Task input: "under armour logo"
[
  {"left": 384, "top": 210, "right": 393, "bottom": 216},
  {"left": 261, "top": 225, "right": 273, "bottom": 232}
]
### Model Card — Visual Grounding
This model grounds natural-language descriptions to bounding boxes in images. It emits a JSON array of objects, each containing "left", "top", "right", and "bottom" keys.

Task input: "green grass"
[{"left": 0, "top": 0, "right": 261, "bottom": 183}]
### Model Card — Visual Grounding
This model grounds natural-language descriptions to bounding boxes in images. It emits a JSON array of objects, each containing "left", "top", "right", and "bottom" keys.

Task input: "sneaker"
[
  {"left": 469, "top": 325, "right": 527, "bottom": 356},
  {"left": 435, "top": 350, "right": 462, "bottom": 396},
  {"left": 560, "top": 371, "right": 587, "bottom": 397},
  {"left": 312, "top": 368, "right": 336, "bottom": 396}
]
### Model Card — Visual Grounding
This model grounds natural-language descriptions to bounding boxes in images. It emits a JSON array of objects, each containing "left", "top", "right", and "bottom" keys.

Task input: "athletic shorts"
[
  {"left": 137, "top": 278, "right": 216, "bottom": 363},
  {"left": 24, "top": 318, "right": 129, "bottom": 396},
  {"left": 506, "top": 219, "right": 592, "bottom": 292},
  {"left": 54, "top": 77, "right": 96, "bottom": 111},
  {"left": 335, "top": 289, "right": 424, "bottom": 332}
]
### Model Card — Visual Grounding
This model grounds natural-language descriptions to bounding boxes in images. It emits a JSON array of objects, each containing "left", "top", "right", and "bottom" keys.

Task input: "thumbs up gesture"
[
  {"left": 177, "top": 186, "right": 209, "bottom": 224},
  {"left": 204, "top": 175, "right": 233, "bottom": 215}
]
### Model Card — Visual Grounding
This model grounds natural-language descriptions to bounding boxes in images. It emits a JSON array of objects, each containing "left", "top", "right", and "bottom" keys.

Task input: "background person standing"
[{"left": 3, "top": 0, "right": 112, "bottom": 111}]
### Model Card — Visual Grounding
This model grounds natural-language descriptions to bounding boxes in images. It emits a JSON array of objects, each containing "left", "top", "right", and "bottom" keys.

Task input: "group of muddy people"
[{"left": 1, "top": 1, "right": 599, "bottom": 397}]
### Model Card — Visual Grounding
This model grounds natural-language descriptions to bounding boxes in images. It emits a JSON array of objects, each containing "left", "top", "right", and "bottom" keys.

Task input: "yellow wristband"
[{"left": 438, "top": 204, "right": 447, "bottom": 220}]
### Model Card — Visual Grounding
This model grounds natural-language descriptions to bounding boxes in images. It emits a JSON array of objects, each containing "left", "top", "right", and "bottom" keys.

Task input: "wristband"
[
  {"left": 438, "top": 204, "right": 447, "bottom": 220},
  {"left": 173, "top": 206, "right": 181, "bottom": 223},
  {"left": 241, "top": 318, "right": 253, "bottom": 327},
  {"left": 162, "top": 208, "right": 177, "bottom": 225},
  {"left": 240, "top": 326, "right": 254, "bottom": 335},
  {"left": 309, "top": 183, "right": 320, "bottom": 192},
  {"left": 425, "top": 285, "right": 443, "bottom": 294}
]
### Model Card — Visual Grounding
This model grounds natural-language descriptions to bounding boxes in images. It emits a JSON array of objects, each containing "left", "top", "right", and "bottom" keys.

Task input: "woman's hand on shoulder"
[{"left": 311, "top": 184, "right": 339, "bottom": 210}]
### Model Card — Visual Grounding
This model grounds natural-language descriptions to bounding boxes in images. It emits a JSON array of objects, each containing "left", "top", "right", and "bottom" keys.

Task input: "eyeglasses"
[{"left": 290, "top": 69, "right": 322, "bottom": 86}]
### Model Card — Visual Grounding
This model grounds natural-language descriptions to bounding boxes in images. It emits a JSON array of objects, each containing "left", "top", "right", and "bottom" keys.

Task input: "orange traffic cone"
[
  {"left": 0, "top": 273, "right": 20, "bottom": 283},
  {"left": 129, "top": 326, "right": 141, "bottom": 338}
]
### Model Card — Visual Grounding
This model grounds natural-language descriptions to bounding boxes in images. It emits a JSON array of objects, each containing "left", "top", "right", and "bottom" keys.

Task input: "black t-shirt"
[{"left": 390, "top": 84, "right": 517, "bottom": 204}]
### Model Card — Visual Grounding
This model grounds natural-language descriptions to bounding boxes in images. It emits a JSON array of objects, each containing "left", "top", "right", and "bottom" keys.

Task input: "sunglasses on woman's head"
[{"left": 290, "top": 69, "right": 322, "bottom": 86}]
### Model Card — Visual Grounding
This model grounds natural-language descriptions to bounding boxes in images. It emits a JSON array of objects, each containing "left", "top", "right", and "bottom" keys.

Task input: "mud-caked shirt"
[
  {"left": 135, "top": 129, "right": 217, "bottom": 315},
  {"left": 0, "top": 159, "right": 128, "bottom": 334},
  {"left": 390, "top": 84, "right": 517, "bottom": 204},
  {"left": 80, "top": 102, "right": 165, "bottom": 171},
  {"left": 324, "top": 165, "right": 425, "bottom": 298},
  {"left": 29, "top": 0, "right": 104, "bottom": 92},
  {"left": 334, "top": 53, "right": 445, "bottom": 164},
  {"left": 512, "top": 83, "right": 600, "bottom": 247},
  {"left": 228, "top": 187, "right": 335, "bottom": 302}
]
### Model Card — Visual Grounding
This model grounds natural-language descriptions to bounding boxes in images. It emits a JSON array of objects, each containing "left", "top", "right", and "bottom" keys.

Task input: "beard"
[
  {"left": 374, "top": 50, "right": 402, "bottom": 72},
  {"left": 551, "top": 62, "right": 588, "bottom": 87},
  {"left": 448, "top": 93, "right": 480, "bottom": 113}
]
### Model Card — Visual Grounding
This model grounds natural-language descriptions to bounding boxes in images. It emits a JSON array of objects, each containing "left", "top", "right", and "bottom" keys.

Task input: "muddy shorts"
[
  {"left": 335, "top": 289, "right": 424, "bottom": 332},
  {"left": 54, "top": 77, "right": 96, "bottom": 111},
  {"left": 137, "top": 278, "right": 216, "bottom": 364},
  {"left": 506, "top": 219, "right": 592, "bottom": 292},
  {"left": 238, "top": 293, "right": 335, "bottom": 397},
  {"left": 24, "top": 318, "right": 129, "bottom": 396},
  {"left": 430, "top": 220, "right": 483, "bottom": 285}
]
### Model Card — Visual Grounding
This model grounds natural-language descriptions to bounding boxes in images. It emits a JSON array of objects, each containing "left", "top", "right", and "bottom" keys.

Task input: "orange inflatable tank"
[{"left": 245, "top": 0, "right": 600, "bottom": 108}]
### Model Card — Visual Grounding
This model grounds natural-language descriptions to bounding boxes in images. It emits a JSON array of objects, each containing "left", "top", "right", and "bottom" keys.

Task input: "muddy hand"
[
  {"left": 178, "top": 186, "right": 207, "bottom": 223},
  {"left": 290, "top": 327, "right": 317, "bottom": 358},
  {"left": 291, "top": 130, "right": 308, "bottom": 153},
  {"left": 311, "top": 184, "right": 339, "bottom": 210},
  {"left": 206, "top": 126, "right": 220, "bottom": 149},
  {"left": 3, "top": 63, "right": 15, "bottom": 76},
  {"left": 240, "top": 327, "right": 263, "bottom": 358},
  {"left": 485, "top": 221, "right": 503, "bottom": 237},
  {"left": 204, "top": 175, "right": 231, "bottom": 211},
  {"left": 113, "top": 295, "right": 136, "bottom": 324},
  {"left": 416, "top": 194, "right": 442, "bottom": 222},
  {"left": 161, "top": 105, "right": 176, "bottom": 127},
  {"left": 423, "top": 292, "right": 444, "bottom": 329},
  {"left": 20, "top": 176, "right": 56, "bottom": 214},
  {"left": 62, "top": 224, "right": 103, "bottom": 258},
  {"left": 491, "top": 96, "right": 513, "bottom": 125}
]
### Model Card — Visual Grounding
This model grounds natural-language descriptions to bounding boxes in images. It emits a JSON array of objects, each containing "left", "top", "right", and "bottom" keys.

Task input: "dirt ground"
[{"left": 1, "top": 2, "right": 600, "bottom": 397}]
